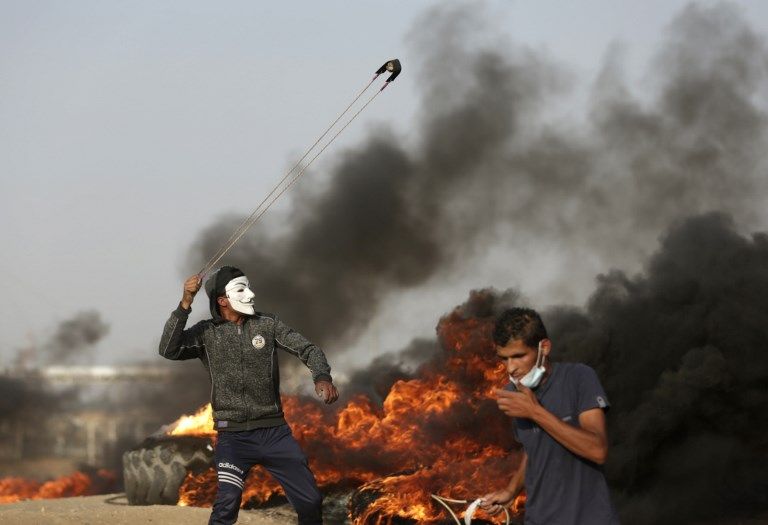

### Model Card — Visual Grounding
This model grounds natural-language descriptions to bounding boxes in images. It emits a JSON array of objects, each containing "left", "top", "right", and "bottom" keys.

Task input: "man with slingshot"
[{"left": 159, "top": 266, "right": 338, "bottom": 525}]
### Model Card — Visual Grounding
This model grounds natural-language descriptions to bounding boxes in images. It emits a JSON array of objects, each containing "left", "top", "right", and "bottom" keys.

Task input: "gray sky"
[{"left": 2, "top": 1, "right": 768, "bottom": 368}]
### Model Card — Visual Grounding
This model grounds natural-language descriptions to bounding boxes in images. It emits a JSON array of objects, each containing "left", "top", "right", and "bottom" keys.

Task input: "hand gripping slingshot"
[{"left": 198, "top": 59, "right": 402, "bottom": 278}]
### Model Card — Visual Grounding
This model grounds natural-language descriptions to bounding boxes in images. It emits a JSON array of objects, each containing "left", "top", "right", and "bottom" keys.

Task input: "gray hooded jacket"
[{"left": 158, "top": 303, "right": 332, "bottom": 431}]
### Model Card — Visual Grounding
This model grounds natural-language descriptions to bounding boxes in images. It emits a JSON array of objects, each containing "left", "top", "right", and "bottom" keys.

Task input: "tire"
[{"left": 123, "top": 435, "right": 214, "bottom": 505}]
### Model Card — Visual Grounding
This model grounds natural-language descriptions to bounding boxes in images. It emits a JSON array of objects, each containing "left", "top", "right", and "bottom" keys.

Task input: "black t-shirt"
[{"left": 511, "top": 362, "right": 620, "bottom": 525}]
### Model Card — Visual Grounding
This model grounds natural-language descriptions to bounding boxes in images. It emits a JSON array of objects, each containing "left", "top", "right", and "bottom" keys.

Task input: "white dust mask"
[
  {"left": 224, "top": 277, "right": 255, "bottom": 315},
  {"left": 510, "top": 341, "right": 546, "bottom": 389}
]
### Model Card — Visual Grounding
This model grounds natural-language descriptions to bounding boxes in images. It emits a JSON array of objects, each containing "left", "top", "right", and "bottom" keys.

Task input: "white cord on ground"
[
  {"left": 430, "top": 494, "right": 463, "bottom": 524},
  {"left": 464, "top": 498, "right": 483, "bottom": 525},
  {"left": 430, "top": 494, "right": 511, "bottom": 525}
]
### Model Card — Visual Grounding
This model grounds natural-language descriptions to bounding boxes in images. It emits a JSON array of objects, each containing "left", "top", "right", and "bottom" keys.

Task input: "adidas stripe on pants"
[{"left": 208, "top": 424, "right": 323, "bottom": 525}]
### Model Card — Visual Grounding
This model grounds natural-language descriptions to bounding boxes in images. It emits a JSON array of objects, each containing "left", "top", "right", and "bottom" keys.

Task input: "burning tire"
[{"left": 122, "top": 435, "right": 214, "bottom": 505}]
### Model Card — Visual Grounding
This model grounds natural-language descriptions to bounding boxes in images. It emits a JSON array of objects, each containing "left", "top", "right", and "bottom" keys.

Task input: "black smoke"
[
  {"left": 0, "top": 310, "right": 110, "bottom": 460},
  {"left": 0, "top": 376, "right": 67, "bottom": 424},
  {"left": 43, "top": 310, "right": 110, "bottom": 364},
  {"left": 544, "top": 213, "right": 768, "bottom": 524},
  {"left": 339, "top": 213, "right": 768, "bottom": 523},
  {"left": 340, "top": 338, "right": 440, "bottom": 405},
  {"left": 0, "top": 308, "right": 211, "bottom": 476},
  {"left": 0, "top": 375, "right": 79, "bottom": 459},
  {"left": 181, "top": 4, "right": 768, "bottom": 518},
  {"left": 187, "top": 3, "right": 768, "bottom": 355}
]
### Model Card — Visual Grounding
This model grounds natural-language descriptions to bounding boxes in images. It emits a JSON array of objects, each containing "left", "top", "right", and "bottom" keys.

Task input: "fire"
[
  {"left": 0, "top": 470, "right": 116, "bottom": 504},
  {"left": 171, "top": 290, "right": 525, "bottom": 522},
  {"left": 350, "top": 447, "right": 525, "bottom": 523},
  {"left": 169, "top": 403, "right": 215, "bottom": 436}
]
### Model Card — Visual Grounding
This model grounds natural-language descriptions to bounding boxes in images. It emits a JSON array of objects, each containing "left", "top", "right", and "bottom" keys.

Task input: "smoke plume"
[
  {"left": 337, "top": 212, "right": 767, "bottom": 523},
  {"left": 543, "top": 212, "right": 768, "bottom": 523},
  {"left": 182, "top": 4, "right": 768, "bottom": 518},
  {"left": 341, "top": 338, "right": 440, "bottom": 405},
  {"left": 43, "top": 310, "right": 110, "bottom": 364},
  {"left": 187, "top": 3, "right": 768, "bottom": 353}
]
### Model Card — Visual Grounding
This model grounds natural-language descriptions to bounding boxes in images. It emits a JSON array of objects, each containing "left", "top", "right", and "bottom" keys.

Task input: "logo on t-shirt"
[
  {"left": 252, "top": 334, "right": 266, "bottom": 350},
  {"left": 596, "top": 396, "right": 607, "bottom": 408}
]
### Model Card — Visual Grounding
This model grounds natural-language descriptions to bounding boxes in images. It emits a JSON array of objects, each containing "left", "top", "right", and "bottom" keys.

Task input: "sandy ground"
[
  {"left": 0, "top": 493, "right": 347, "bottom": 525},
  {"left": 3, "top": 494, "right": 767, "bottom": 525}
]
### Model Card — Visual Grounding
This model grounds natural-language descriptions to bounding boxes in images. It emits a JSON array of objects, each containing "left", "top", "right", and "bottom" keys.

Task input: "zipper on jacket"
[{"left": 238, "top": 323, "right": 248, "bottom": 421}]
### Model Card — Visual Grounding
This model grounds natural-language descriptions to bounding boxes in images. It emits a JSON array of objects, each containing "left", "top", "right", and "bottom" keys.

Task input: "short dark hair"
[{"left": 493, "top": 307, "right": 548, "bottom": 348}]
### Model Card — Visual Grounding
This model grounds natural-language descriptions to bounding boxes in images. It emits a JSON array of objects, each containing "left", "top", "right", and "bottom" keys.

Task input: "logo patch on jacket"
[{"left": 252, "top": 334, "right": 266, "bottom": 350}]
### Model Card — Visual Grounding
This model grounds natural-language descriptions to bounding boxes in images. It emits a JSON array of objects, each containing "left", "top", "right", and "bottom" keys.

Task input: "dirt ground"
[
  {"left": 3, "top": 494, "right": 768, "bottom": 525},
  {"left": 0, "top": 493, "right": 350, "bottom": 525}
]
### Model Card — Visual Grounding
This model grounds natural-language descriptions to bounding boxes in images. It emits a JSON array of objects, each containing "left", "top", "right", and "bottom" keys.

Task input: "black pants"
[{"left": 208, "top": 424, "right": 323, "bottom": 525}]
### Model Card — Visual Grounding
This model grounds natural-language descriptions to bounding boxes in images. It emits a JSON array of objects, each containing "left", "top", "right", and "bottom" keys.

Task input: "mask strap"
[{"left": 535, "top": 341, "right": 545, "bottom": 368}]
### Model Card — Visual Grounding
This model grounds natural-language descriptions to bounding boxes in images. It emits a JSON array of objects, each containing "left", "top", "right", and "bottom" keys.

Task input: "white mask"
[
  {"left": 510, "top": 341, "right": 546, "bottom": 389},
  {"left": 224, "top": 276, "right": 255, "bottom": 315}
]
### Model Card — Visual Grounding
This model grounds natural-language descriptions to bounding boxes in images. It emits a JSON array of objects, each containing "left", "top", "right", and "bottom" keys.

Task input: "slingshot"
[{"left": 198, "top": 59, "right": 402, "bottom": 277}]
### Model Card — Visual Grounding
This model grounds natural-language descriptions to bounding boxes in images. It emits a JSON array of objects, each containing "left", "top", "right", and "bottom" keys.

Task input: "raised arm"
[{"left": 159, "top": 274, "right": 206, "bottom": 361}]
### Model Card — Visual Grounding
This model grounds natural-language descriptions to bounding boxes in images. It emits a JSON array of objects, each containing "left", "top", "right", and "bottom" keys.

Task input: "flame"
[
  {"left": 169, "top": 403, "right": 215, "bottom": 436},
  {"left": 171, "top": 291, "right": 525, "bottom": 522},
  {"left": 0, "top": 470, "right": 116, "bottom": 504},
  {"left": 511, "top": 492, "right": 526, "bottom": 514}
]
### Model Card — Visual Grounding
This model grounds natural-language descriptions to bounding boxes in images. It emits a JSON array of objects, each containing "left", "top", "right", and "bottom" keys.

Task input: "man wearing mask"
[
  {"left": 159, "top": 266, "right": 338, "bottom": 525},
  {"left": 480, "top": 307, "right": 619, "bottom": 524}
]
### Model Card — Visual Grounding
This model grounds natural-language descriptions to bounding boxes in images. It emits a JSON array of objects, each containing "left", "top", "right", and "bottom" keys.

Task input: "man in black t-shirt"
[{"left": 480, "top": 308, "right": 620, "bottom": 525}]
